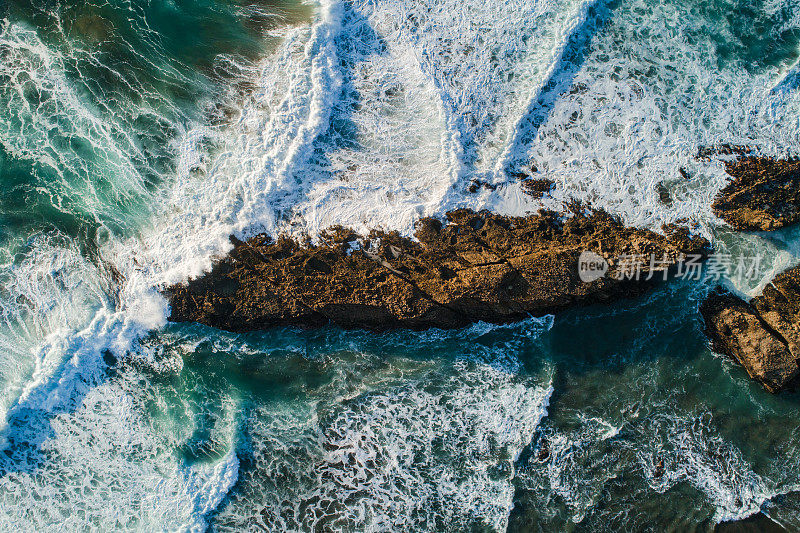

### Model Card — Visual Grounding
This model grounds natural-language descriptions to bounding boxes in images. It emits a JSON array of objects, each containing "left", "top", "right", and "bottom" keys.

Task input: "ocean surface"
[{"left": 2, "top": 0, "right": 800, "bottom": 530}]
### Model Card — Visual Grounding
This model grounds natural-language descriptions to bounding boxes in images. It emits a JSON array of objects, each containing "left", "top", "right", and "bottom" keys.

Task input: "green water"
[
  {"left": 78, "top": 281, "right": 798, "bottom": 531},
  {"left": 1, "top": 0, "right": 800, "bottom": 530}
]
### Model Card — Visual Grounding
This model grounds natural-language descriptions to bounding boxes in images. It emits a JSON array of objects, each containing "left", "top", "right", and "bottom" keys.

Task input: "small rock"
[
  {"left": 537, "top": 438, "right": 550, "bottom": 462},
  {"left": 520, "top": 178, "right": 555, "bottom": 198},
  {"left": 653, "top": 458, "right": 665, "bottom": 479},
  {"left": 656, "top": 181, "right": 673, "bottom": 206}
]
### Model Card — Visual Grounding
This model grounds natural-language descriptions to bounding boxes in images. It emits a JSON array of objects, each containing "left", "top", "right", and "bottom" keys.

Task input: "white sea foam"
[
  {"left": 714, "top": 224, "right": 800, "bottom": 298},
  {"left": 0, "top": 15, "right": 237, "bottom": 527},
  {"left": 182, "top": 450, "right": 241, "bottom": 533},
  {"left": 213, "top": 351, "right": 554, "bottom": 531},
  {"left": 0, "top": 235, "right": 109, "bottom": 442},
  {"left": 2, "top": 0, "right": 800, "bottom": 528},
  {"left": 637, "top": 411, "right": 800, "bottom": 524},
  {"left": 517, "top": 404, "right": 800, "bottom": 526},
  {"left": 518, "top": 0, "right": 800, "bottom": 230},
  {"left": 519, "top": 413, "right": 627, "bottom": 524},
  {"left": 0, "top": 13, "right": 187, "bottom": 438},
  {"left": 0, "top": 363, "right": 241, "bottom": 531}
]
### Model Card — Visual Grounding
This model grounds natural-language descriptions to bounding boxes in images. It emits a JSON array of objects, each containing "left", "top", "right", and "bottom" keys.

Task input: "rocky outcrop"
[
  {"left": 701, "top": 267, "right": 800, "bottom": 393},
  {"left": 166, "top": 208, "right": 708, "bottom": 332},
  {"left": 712, "top": 156, "right": 800, "bottom": 231}
]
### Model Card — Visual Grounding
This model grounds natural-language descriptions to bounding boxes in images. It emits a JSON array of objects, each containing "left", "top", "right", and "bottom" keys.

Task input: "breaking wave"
[{"left": 2, "top": 0, "right": 800, "bottom": 529}]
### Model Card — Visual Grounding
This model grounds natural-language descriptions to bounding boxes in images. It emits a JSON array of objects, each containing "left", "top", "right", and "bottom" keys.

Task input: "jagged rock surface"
[
  {"left": 701, "top": 267, "right": 800, "bottom": 393},
  {"left": 712, "top": 156, "right": 800, "bottom": 231},
  {"left": 166, "top": 209, "right": 708, "bottom": 331}
]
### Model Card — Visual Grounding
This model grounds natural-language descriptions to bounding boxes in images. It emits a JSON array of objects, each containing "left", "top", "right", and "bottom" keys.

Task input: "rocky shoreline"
[
  {"left": 700, "top": 153, "right": 800, "bottom": 393},
  {"left": 166, "top": 208, "right": 708, "bottom": 331},
  {"left": 166, "top": 151, "right": 800, "bottom": 394}
]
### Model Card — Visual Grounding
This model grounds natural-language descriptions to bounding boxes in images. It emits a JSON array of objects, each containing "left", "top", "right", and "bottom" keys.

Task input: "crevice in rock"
[{"left": 361, "top": 249, "right": 471, "bottom": 323}]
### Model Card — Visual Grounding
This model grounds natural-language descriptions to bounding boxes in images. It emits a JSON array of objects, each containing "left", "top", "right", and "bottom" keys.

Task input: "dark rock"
[
  {"left": 536, "top": 438, "right": 550, "bottom": 462},
  {"left": 468, "top": 179, "right": 497, "bottom": 193},
  {"left": 698, "top": 144, "right": 753, "bottom": 160},
  {"left": 656, "top": 181, "right": 673, "bottom": 206},
  {"left": 653, "top": 458, "right": 664, "bottom": 479},
  {"left": 714, "top": 512, "right": 786, "bottom": 533},
  {"left": 166, "top": 208, "right": 709, "bottom": 332},
  {"left": 701, "top": 267, "right": 800, "bottom": 393},
  {"left": 712, "top": 156, "right": 800, "bottom": 231},
  {"left": 520, "top": 177, "right": 555, "bottom": 199}
]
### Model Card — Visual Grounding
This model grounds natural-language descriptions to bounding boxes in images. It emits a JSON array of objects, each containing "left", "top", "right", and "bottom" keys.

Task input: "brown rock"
[
  {"left": 656, "top": 181, "right": 673, "bottom": 206},
  {"left": 701, "top": 266, "right": 800, "bottom": 392},
  {"left": 701, "top": 290, "right": 798, "bottom": 393},
  {"left": 712, "top": 156, "right": 800, "bottom": 231},
  {"left": 166, "top": 208, "right": 709, "bottom": 331},
  {"left": 753, "top": 267, "right": 800, "bottom": 356}
]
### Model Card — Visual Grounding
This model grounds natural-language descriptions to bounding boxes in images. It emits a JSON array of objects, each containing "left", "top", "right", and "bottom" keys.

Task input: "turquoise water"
[{"left": 2, "top": 0, "right": 800, "bottom": 530}]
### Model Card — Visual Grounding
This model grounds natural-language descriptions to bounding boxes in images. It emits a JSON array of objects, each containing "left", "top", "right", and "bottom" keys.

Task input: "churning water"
[{"left": 2, "top": 0, "right": 800, "bottom": 530}]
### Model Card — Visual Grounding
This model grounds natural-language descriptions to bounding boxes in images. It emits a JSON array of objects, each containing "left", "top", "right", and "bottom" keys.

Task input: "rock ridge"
[
  {"left": 166, "top": 208, "right": 708, "bottom": 331},
  {"left": 712, "top": 156, "right": 800, "bottom": 231}
]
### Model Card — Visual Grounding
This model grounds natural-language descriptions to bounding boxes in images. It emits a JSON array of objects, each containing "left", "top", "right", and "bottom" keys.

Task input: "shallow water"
[{"left": 1, "top": 0, "right": 800, "bottom": 530}]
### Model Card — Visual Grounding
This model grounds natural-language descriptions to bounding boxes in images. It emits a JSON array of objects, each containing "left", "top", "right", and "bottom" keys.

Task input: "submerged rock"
[
  {"left": 698, "top": 144, "right": 754, "bottom": 160},
  {"left": 656, "top": 181, "right": 673, "bottom": 206},
  {"left": 701, "top": 267, "right": 800, "bottom": 393},
  {"left": 166, "top": 208, "right": 708, "bottom": 331},
  {"left": 712, "top": 156, "right": 800, "bottom": 231},
  {"left": 519, "top": 177, "right": 555, "bottom": 199}
]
